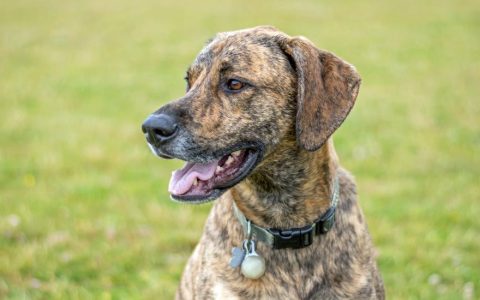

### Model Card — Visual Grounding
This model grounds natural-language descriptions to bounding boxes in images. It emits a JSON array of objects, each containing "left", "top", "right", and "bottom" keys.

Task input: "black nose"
[{"left": 142, "top": 114, "right": 178, "bottom": 145}]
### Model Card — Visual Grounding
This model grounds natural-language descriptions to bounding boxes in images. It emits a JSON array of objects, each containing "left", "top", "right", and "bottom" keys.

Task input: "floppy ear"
[{"left": 280, "top": 37, "right": 361, "bottom": 151}]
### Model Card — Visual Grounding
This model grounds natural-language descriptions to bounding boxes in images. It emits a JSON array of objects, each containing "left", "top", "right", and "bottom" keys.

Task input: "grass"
[{"left": 0, "top": 0, "right": 479, "bottom": 299}]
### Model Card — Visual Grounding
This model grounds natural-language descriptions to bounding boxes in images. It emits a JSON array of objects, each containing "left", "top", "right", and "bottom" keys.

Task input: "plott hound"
[{"left": 142, "top": 26, "right": 385, "bottom": 299}]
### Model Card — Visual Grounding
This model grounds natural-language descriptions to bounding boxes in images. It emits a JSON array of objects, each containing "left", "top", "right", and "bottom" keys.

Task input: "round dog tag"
[{"left": 241, "top": 240, "right": 265, "bottom": 279}]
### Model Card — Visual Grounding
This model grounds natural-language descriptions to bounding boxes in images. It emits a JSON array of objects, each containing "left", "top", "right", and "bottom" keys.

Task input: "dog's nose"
[{"left": 142, "top": 114, "right": 178, "bottom": 145}]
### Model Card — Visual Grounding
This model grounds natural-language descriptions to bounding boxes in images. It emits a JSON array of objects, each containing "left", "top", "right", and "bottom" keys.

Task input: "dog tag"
[
  {"left": 241, "top": 240, "right": 266, "bottom": 279},
  {"left": 229, "top": 246, "right": 246, "bottom": 268}
]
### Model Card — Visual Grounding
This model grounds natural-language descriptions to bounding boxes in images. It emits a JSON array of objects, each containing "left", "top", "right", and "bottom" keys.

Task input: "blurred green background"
[{"left": 1, "top": 0, "right": 479, "bottom": 299}]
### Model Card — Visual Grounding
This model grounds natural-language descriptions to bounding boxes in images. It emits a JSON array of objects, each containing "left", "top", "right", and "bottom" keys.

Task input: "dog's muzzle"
[{"left": 141, "top": 111, "right": 265, "bottom": 203}]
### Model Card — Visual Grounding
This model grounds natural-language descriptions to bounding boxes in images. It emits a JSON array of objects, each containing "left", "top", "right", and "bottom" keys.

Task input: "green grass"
[{"left": 1, "top": 0, "right": 479, "bottom": 299}]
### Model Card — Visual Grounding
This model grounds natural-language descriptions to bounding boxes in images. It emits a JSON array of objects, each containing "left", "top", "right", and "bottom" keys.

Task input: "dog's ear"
[{"left": 279, "top": 36, "right": 361, "bottom": 151}]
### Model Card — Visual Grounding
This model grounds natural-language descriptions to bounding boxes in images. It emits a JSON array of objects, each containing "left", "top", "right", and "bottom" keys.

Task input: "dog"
[{"left": 142, "top": 26, "right": 385, "bottom": 299}]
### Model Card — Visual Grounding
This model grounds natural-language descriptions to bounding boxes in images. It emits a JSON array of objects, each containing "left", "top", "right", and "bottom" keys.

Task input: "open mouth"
[{"left": 168, "top": 147, "right": 262, "bottom": 203}]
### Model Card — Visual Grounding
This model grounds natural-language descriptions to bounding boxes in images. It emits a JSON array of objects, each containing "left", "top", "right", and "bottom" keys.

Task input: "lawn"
[{"left": 0, "top": 0, "right": 479, "bottom": 299}]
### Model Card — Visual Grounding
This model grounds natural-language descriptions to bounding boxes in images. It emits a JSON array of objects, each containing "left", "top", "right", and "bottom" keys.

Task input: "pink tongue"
[{"left": 168, "top": 160, "right": 219, "bottom": 195}]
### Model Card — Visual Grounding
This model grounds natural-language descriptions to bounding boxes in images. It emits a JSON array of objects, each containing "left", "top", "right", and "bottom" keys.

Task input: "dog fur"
[{"left": 148, "top": 26, "right": 385, "bottom": 299}]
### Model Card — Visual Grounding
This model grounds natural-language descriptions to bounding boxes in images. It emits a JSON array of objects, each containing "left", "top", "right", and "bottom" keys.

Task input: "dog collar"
[{"left": 233, "top": 175, "right": 339, "bottom": 249}]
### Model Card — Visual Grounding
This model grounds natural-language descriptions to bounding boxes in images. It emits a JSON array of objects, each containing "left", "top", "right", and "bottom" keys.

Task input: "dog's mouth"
[{"left": 168, "top": 147, "right": 262, "bottom": 203}]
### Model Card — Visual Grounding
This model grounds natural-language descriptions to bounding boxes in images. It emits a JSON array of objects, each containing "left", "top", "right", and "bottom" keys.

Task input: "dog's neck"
[{"left": 231, "top": 139, "right": 339, "bottom": 229}]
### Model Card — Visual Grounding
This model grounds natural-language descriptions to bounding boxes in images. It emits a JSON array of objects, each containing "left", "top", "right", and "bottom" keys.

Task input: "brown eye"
[{"left": 227, "top": 79, "right": 244, "bottom": 91}]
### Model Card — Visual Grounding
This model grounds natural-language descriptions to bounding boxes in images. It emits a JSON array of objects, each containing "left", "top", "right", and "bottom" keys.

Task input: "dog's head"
[{"left": 142, "top": 26, "right": 360, "bottom": 203}]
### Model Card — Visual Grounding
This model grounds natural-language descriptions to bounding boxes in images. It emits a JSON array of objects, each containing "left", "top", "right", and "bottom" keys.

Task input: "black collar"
[{"left": 233, "top": 175, "right": 339, "bottom": 250}]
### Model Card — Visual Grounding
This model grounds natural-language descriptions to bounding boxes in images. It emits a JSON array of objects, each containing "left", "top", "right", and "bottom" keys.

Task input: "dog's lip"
[
  {"left": 169, "top": 145, "right": 264, "bottom": 203},
  {"left": 157, "top": 153, "right": 174, "bottom": 159},
  {"left": 146, "top": 142, "right": 175, "bottom": 159}
]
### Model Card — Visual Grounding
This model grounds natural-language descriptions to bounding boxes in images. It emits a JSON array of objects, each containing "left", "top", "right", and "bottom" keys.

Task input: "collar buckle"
[{"left": 268, "top": 224, "right": 314, "bottom": 249}]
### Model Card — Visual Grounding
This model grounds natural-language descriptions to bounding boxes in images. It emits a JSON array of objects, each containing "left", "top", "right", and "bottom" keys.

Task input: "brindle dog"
[{"left": 142, "top": 26, "right": 385, "bottom": 299}]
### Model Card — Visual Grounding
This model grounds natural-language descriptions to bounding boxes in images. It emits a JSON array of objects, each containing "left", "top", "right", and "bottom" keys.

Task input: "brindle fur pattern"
[{"left": 154, "top": 26, "right": 384, "bottom": 299}]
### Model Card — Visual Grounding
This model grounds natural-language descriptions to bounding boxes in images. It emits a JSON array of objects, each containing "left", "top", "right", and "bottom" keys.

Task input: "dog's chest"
[{"left": 212, "top": 282, "right": 240, "bottom": 300}]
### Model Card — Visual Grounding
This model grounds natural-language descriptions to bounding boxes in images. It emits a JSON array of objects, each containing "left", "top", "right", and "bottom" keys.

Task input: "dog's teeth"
[
  {"left": 225, "top": 155, "right": 234, "bottom": 166},
  {"left": 216, "top": 166, "right": 223, "bottom": 174},
  {"left": 232, "top": 150, "right": 241, "bottom": 157},
  {"left": 193, "top": 178, "right": 198, "bottom": 186}
]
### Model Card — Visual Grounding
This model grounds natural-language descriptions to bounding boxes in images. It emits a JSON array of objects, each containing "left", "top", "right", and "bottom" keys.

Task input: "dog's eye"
[{"left": 227, "top": 79, "right": 244, "bottom": 91}]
